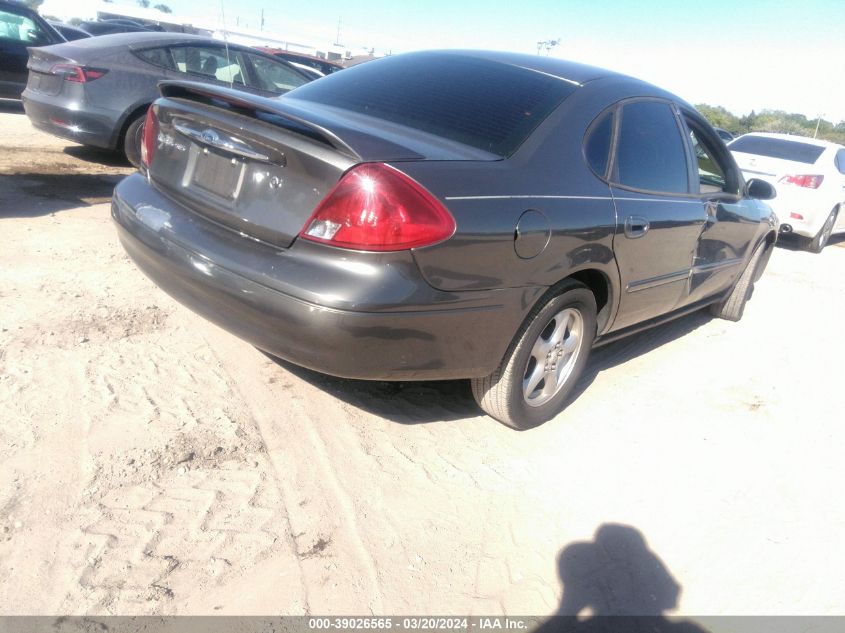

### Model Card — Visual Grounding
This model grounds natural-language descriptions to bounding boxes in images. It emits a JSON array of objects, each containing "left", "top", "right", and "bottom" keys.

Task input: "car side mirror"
[{"left": 746, "top": 178, "right": 776, "bottom": 201}]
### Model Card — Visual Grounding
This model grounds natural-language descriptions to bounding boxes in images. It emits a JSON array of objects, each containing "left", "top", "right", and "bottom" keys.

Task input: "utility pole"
[
  {"left": 814, "top": 113, "right": 824, "bottom": 139},
  {"left": 334, "top": 17, "right": 342, "bottom": 46},
  {"left": 260, "top": 8, "right": 264, "bottom": 30}
]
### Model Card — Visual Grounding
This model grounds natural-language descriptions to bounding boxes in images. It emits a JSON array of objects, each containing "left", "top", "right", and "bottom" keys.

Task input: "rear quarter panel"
[
  {"left": 80, "top": 48, "right": 161, "bottom": 145},
  {"left": 403, "top": 81, "right": 634, "bottom": 328}
]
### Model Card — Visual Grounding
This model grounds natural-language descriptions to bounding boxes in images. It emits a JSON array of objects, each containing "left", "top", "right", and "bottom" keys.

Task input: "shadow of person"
[{"left": 535, "top": 524, "right": 710, "bottom": 633}]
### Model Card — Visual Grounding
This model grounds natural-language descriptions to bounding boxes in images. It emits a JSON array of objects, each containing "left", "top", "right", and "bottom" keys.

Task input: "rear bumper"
[
  {"left": 22, "top": 90, "right": 119, "bottom": 149},
  {"left": 747, "top": 178, "right": 838, "bottom": 239},
  {"left": 112, "top": 174, "right": 537, "bottom": 380}
]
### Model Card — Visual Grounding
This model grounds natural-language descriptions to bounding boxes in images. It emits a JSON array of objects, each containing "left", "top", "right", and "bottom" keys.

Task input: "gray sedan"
[{"left": 22, "top": 32, "right": 312, "bottom": 165}]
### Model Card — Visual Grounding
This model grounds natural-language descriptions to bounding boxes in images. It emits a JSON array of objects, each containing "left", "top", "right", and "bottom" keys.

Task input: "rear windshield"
[
  {"left": 284, "top": 52, "right": 578, "bottom": 157},
  {"left": 729, "top": 136, "right": 825, "bottom": 164}
]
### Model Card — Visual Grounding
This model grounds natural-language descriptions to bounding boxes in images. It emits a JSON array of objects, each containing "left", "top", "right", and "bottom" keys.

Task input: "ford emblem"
[{"left": 201, "top": 129, "right": 219, "bottom": 144}]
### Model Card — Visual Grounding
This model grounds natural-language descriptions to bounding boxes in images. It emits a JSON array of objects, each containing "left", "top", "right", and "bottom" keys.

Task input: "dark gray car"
[
  {"left": 21, "top": 32, "right": 312, "bottom": 164},
  {"left": 112, "top": 51, "right": 779, "bottom": 429}
]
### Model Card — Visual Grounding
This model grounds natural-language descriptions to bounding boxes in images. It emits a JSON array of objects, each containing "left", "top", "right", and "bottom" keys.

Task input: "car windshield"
[
  {"left": 729, "top": 136, "right": 825, "bottom": 164},
  {"left": 285, "top": 52, "right": 578, "bottom": 157}
]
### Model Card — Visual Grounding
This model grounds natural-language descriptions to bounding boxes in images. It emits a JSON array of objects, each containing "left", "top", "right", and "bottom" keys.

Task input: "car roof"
[
  {"left": 433, "top": 50, "right": 620, "bottom": 86},
  {"left": 48, "top": 20, "right": 89, "bottom": 31},
  {"left": 257, "top": 48, "right": 343, "bottom": 66},
  {"left": 51, "top": 31, "right": 234, "bottom": 50},
  {"left": 0, "top": 0, "right": 39, "bottom": 16},
  {"left": 736, "top": 132, "right": 844, "bottom": 151},
  {"left": 378, "top": 50, "right": 685, "bottom": 106}
]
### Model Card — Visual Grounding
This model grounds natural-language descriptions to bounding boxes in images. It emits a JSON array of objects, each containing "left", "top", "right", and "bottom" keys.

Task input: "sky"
[{"left": 144, "top": 0, "right": 845, "bottom": 123}]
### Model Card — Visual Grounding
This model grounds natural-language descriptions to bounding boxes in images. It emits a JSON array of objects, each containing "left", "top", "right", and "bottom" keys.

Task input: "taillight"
[
  {"left": 50, "top": 63, "right": 108, "bottom": 83},
  {"left": 140, "top": 105, "right": 159, "bottom": 169},
  {"left": 300, "top": 163, "right": 456, "bottom": 251},
  {"left": 779, "top": 174, "right": 824, "bottom": 189}
]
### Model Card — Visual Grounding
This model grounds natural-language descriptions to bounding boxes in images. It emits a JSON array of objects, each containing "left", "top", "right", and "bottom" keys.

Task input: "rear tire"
[
  {"left": 709, "top": 240, "right": 768, "bottom": 321},
  {"left": 471, "top": 281, "right": 596, "bottom": 430},
  {"left": 123, "top": 114, "right": 145, "bottom": 169},
  {"left": 807, "top": 208, "right": 837, "bottom": 254}
]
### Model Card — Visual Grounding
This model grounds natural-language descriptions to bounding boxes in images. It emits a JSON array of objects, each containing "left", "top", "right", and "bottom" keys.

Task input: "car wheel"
[
  {"left": 123, "top": 113, "right": 146, "bottom": 169},
  {"left": 807, "top": 207, "right": 838, "bottom": 254},
  {"left": 709, "top": 240, "right": 768, "bottom": 322},
  {"left": 471, "top": 281, "right": 596, "bottom": 430}
]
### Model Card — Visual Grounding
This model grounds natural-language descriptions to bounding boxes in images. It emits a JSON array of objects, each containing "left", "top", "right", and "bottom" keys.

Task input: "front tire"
[
  {"left": 807, "top": 207, "right": 837, "bottom": 254},
  {"left": 709, "top": 240, "right": 768, "bottom": 321},
  {"left": 471, "top": 282, "right": 596, "bottom": 430}
]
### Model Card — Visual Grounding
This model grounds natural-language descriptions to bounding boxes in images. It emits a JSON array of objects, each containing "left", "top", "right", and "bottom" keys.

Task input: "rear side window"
[
  {"left": 285, "top": 52, "right": 578, "bottom": 157},
  {"left": 729, "top": 136, "right": 825, "bottom": 164},
  {"left": 585, "top": 111, "right": 613, "bottom": 178},
  {"left": 615, "top": 101, "right": 689, "bottom": 193},
  {"left": 136, "top": 47, "right": 174, "bottom": 70}
]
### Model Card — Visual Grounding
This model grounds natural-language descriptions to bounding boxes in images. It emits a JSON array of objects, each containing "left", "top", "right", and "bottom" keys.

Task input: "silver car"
[{"left": 22, "top": 32, "right": 312, "bottom": 165}]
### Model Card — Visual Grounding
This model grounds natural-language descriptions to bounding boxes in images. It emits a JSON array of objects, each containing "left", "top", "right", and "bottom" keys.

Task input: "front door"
[
  {"left": 0, "top": 7, "right": 54, "bottom": 98},
  {"left": 680, "top": 113, "right": 762, "bottom": 305}
]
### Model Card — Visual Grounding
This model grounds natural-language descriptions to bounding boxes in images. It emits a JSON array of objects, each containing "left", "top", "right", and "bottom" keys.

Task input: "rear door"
[{"left": 608, "top": 99, "right": 706, "bottom": 331}]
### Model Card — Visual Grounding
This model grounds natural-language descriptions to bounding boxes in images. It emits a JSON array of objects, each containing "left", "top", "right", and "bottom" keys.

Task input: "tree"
[
  {"left": 738, "top": 110, "right": 757, "bottom": 134},
  {"left": 695, "top": 104, "right": 741, "bottom": 133},
  {"left": 154, "top": 3, "right": 172, "bottom": 12},
  {"left": 695, "top": 106, "right": 845, "bottom": 144},
  {"left": 137, "top": 0, "right": 150, "bottom": 7}
]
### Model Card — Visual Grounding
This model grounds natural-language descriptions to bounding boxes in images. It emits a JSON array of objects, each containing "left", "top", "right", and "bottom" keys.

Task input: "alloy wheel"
[{"left": 523, "top": 308, "right": 583, "bottom": 407}]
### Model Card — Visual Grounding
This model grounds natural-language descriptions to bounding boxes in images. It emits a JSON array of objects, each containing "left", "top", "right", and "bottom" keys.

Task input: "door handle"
[{"left": 624, "top": 215, "right": 650, "bottom": 238}]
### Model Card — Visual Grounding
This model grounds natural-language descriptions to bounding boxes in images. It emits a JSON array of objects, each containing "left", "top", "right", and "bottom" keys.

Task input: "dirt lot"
[{"left": 1, "top": 102, "right": 844, "bottom": 619}]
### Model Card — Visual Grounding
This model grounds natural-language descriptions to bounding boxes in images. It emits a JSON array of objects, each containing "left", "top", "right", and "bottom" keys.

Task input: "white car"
[{"left": 729, "top": 132, "right": 845, "bottom": 252}]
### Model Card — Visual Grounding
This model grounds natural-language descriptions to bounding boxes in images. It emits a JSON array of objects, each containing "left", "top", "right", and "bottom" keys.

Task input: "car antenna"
[{"left": 220, "top": 0, "right": 233, "bottom": 89}]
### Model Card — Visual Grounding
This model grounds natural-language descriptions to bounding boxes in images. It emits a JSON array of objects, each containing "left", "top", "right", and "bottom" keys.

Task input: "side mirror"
[{"left": 746, "top": 178, "right": 776, "bottom": 201}]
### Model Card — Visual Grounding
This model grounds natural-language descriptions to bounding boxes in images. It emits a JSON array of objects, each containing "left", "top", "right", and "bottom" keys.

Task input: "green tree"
[
  {"left": 695, "top": 104, "right": 741, "bottom": 133},
  {"left": 154, "top": 3, "right": 172, "bottom": 12},
  {"left": 696, "top": 105, "right": 845, "bottom": 144},
  {"left": 137, "top": 0, "right": 150, "bottom": 7}
]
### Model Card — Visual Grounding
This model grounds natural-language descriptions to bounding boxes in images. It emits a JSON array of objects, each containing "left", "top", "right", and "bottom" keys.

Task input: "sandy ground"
[{"left": 1, "top": 102, "right": 845, "bottom": 620}]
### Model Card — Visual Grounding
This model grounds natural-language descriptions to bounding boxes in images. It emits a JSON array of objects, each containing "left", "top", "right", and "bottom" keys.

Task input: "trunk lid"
[
  {"left": 147, "top": 82, "right": 498, "bottom": 248},
  {"left": 731, "top": 152, "right": 816, "bottom": 186},
  {"left": 729, "top": 135, "right": 826, "bottom": 187},
  {"left": 26, "top": 47, "right": 75, "bottom": 96}
]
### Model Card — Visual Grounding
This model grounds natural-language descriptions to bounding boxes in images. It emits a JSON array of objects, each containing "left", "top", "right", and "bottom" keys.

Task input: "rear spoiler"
[{"left": 157, "top": 80, "right": 360, "bottom": 160}]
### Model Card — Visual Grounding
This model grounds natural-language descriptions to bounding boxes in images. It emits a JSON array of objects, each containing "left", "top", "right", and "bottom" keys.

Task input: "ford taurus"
[{"left": 112, "top": 51, "right": 778, "bottom": 429}]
